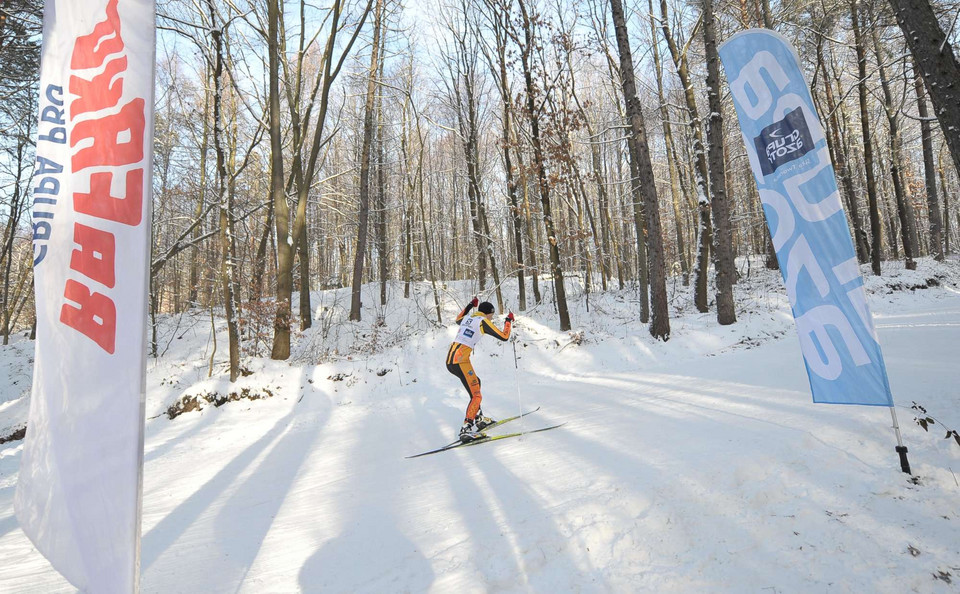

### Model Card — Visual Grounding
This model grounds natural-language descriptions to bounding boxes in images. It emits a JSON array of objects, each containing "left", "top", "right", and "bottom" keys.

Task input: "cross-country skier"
[{"left": 446, "top": 297, "right": 514, "bottom": 442}]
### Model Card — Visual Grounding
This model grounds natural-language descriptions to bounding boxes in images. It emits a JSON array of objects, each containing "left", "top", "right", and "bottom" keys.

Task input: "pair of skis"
[{"left": 406, "top": 407, "right": 564, "bottom": 459}]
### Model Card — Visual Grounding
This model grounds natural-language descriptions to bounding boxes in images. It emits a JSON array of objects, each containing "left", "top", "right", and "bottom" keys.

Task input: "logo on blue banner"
[
  {"left": 754, "top": 107, "right": 814, "bottom": 175},
  {"left": 719, "top": 30, "right": 893, "bottom": 407}
]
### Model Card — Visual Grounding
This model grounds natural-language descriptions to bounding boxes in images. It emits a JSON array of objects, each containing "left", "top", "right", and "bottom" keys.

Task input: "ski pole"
[{"left": 513, "top": 332, "right": 524, "bottom": 437}]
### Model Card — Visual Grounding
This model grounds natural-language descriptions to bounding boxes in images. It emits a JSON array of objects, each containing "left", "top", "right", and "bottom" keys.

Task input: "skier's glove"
[
  {"left": 505, "top": 312, "right": 515, "bottom": 323},
  {"left": 470, "top": 297, "right": 479, "bottom": 308}
]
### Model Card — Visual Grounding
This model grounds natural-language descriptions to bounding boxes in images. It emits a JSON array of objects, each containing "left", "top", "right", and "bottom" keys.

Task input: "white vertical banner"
[{"left": 16, "top": 0, "right": 155, "bottom": 591}]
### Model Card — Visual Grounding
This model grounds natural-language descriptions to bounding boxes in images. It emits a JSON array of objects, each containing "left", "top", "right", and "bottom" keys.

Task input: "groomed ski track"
[{"left": 1, "top": 262, "right": 959, "bottom": 592}]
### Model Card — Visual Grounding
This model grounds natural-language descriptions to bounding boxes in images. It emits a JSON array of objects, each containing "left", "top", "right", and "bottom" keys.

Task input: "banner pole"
[{"left": 890, "top": 407, "right": 911, "bottom": 474}]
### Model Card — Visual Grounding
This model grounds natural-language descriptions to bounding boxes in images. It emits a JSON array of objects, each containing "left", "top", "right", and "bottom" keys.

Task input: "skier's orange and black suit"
[{"left": 446, "top": 300, "right": 512, "bottom": 423}]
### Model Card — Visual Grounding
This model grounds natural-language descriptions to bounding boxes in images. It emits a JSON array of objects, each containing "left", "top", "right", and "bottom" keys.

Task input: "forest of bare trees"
[{"left": 1, "top": 0, "right": 959, "bottom": 376}]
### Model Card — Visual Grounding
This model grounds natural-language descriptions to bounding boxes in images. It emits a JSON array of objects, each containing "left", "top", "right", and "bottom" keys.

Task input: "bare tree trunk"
[
  {"left": 376, "top": 28, "right": 388, "bottom": 308},
  {"left": 275, "top": 0, "right": 373, "bottom": 349},
  {"left": 2, "top": 260, "right": 30, "bottom": 342},
  {"left": 399, "top": 70, "right": 415, "bottom": 300},
  {"left": 253, "top": 198, "right": 273, "bottom": 302},
  {"left": 269, "top": 0, "right": 293, "bottom": 357},
  {"left": 349, "top": 0, "right": 383, "bottom": 321},
  {"left": 414, "top": 122, "right": 443, "bottom": 323},
  {"left": 150, "top": 76, "right": 176, "bottom": 353},
  {"left": 479, "top": 201, "right": 504, "bottom": 309},
  {"left": 888, "top": 0, "right": 960, "bottom": 182},
  {"left": 484, "top": 11, "right": 528, "bottom": 310},
  {"left": 611, "top": 0, "right": 669, "bottom": 339},
  {"left": 518, "top": 143, "right": 543, "bottom": 303},
  {"left": 450, "top": 19, "right": 493, "bottom": 295},
  {"left": 292, "top": 0, "right": 369, "bottom": 331},
  {"left": 209, "top": 0, "right": 240, "bottom": 380},
  {"left": 702, "top": 0, "right": 736, "bottom": 325},
  {"left": 1, "top": 132, "right": 28, "bottom": 344},
  {"left": 462, "top": 40, "right": 503, "bottom": 309},
  {"left": 660, "top": 0, "right": 712, "bottom": 311},
  {"left": 870, "top": 16, "right": 918, "bottom": 269},
  {"left": 554, "top": 30, "right": 609, "bottom": 294},
  {"left": 225, "top": 79, "right": 245, "bottom": 333},
  {"left": 759, "top": 0, "right": 774, "bottom": 28},
  {"left": 609, "top": 131, "right": 629, "bottom": 288},
  {"left": 648, "top": 0, "right": 688, "bottom": 285},
  {"left": 288, "top": 5, "right": 316, "bottom": 329},
  {"left": 879, "top": 156, "right": 901, "bottom": 260},
  {"left": 914, "top": 65, "right": 944, "bottom": 260},
  {"left": 819, "top": 35, "right": 870, "bottom": 263},
  {"left": 189, "top": 78, "right": 210, "bottom": 308},
  {"left": 516, "top": 0, "right": 570, "bottom": 330},
  {"left": 579, "top": 185, "right": 606, "bottom": 291},
  {"left": 402, "top": 204, "right": 412, "bottom": 298},
  {"left": 590, "top": 135, "right": 615, "bottom": 286},
  {"left": 6, "top": 273, "right": 32, "bottom": 339},
  {"left": 297, "top": 217, "right": 312, "bottom": 326},
  {"left": 940, "top": 149, "right": 951, "bottom": 255},
  {"left": 852, "top": 0, "right": 884, "bottom": 275},
  {"left": 504, "top": 116, "right": 528, "bottom": 309},
  {"left": 625, "top": 137, "right": 650, "bottom": 321}
]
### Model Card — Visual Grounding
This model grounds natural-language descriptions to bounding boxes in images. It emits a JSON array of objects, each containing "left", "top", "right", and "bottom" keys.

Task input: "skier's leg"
[
  {"left": 458, "top": 360, "right": 483, "bottom": 421},
  {"left": 447, "top": 361, "right": 471, "bottom": 397}
]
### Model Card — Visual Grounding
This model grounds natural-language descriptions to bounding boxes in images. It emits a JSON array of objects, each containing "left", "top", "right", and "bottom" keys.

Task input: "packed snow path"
[{"left": 1, "top": 266, "right": 959, "bottom": 592}]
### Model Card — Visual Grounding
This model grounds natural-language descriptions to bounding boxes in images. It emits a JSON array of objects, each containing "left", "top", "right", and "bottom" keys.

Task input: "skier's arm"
[
  {"left": 456, "top": 297, "right": 478, "bottom": 323},
  {"left": 480, "top": 317, "right": 511, "bottom": 341}
]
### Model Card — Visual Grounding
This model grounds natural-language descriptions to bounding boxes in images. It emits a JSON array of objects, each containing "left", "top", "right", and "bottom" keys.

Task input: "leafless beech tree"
[
  {"left": 609, "top": 0, "right": 670, "bottom": 339},
  {"left": 3, "top": 0, "right": 959, "bottom": 363}
]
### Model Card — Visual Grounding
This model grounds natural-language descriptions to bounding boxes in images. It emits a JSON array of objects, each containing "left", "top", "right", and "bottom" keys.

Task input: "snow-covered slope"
[{"left": 1, "top": 259, "right": 959, "bottom": 592}]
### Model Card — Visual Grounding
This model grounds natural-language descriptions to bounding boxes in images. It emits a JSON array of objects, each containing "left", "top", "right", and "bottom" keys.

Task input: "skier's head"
[{"left": 477, "top": 301, "right": 495, "bottom": 316}]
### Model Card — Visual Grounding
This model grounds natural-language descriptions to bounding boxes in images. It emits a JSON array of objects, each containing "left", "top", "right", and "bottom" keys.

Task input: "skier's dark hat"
[{"left": 477, "top": 301, "right": 495, "bottom": 314}]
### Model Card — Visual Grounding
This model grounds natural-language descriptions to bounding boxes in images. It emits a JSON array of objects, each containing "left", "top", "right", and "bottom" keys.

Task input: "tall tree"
[
  {"left": 914, "top": 63, "right": 944, "bottom": 260},
  {"left": 648, "top": 0, "right": 689, "bottom": 286},
  {"left": 939, "top": 148, "right": 951, "bottom": 255},
  {"left": 888, "top": 0, "right": 960, "bottom": 182},
  {"left": 659, "top": 0, "right": 712, "bottom": 312},
  {"left": 0, "top": 0, "right": 41, "bottom": 343},
  {"left": 375, "top": 25, "right": 388, "bottom": 307},
  {"left": 514, "top": 0, "right": 571, "bottom": 331},
  {"left": 870, "top": 13, "right": 919, "bottom": 269},
  {"left": 817, "top": 31, "right": 870, "bottom": 263},
  {"left": 852, "top": 0, "right": 884, "bottom": 275},
  {"left": 349, "top": 0, "right": 384, "bottom": 321},
  {"left": 702, "top": 0, "right": 736, "bottom": 325},
  {"left": 479, "top": 1, "right": 529, "bottom": 310},
  {"left": 271, "top": 0, "right": 373, "bottom": 354},
  {"left": 267, "top": 0, "right": 292, "bottom": 356},
  {"left": 1, "top": 125, "right": 31, "bottom": 345},
  {"left": 189, "top": 80, "right": 210, "bottom": 307},
  {"left": 447, "top": 4, "right": 503, "bottom": 309},
  {"left": 208, "top": 0, "right": 241, "bottom": 380},
  {"left": 609, "top": 0, "right": 670, "bottom": 339}
]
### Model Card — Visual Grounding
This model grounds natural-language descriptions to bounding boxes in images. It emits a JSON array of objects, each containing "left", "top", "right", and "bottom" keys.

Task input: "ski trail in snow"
[{"left": 1, "top": 265, "right": 959, "bottom": 592}]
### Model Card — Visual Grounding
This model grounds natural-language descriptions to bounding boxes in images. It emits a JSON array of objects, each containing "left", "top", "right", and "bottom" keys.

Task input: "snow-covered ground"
[{"left": 1, "top": 258, "right": 959, "bottom": 592}]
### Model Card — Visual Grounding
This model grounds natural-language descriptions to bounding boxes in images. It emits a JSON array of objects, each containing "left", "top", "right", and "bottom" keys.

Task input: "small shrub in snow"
[
  {"left": 167, "top": 387, "right": 276, "bottom": 419},
  {"left": 911, "top": 402, "right": 960, "bottom": 448},
  {"left": 0, "top": 425, "right": 26, "bottom": 445},
  {"left": 239, "top": 299, "right": 279, "bottom": 357}
]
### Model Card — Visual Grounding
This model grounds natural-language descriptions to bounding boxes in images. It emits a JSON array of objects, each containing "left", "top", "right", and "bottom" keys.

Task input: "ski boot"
[
  {"left": 459, "top": 421, "right": 482, "bottom": 443},
  {"left": 474, "top": 414, "right": 496, "bottom": 431}
]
